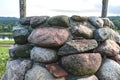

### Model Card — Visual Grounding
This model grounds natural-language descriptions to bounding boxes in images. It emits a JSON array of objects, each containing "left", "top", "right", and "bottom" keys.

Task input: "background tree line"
[
  {"left": 0, "top": 17, "right": 19, "bottom": 33},
  {"left": 0, "top": 16, "right": 120, "bottom": 33}
]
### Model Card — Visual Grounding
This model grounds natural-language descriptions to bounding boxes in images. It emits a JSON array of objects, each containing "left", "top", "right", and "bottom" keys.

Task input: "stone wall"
[{"left": 1, "top": 15, "right": 120, "bottom": 80}]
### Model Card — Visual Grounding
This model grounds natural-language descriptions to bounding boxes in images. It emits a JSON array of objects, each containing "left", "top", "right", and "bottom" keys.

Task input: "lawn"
[
  {"left": 0, "top": 46, "right": 9, "bottom": 78},
  {"left": 0, "top": 40, "right": 14, "bottom": 78},
  {"left": 0, "top": 40, "right": 14, "bottom": 45}
]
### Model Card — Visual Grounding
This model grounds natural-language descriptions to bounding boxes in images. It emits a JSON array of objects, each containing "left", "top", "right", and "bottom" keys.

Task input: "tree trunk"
[
  {"left": 19, "top": 0, "right": 26, "bottom": 18},
  {"left": 101, "top": 0, "right": 108, "bottom": 18}
]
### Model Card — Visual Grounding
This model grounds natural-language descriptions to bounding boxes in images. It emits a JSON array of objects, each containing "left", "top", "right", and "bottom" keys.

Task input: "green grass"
[
  {"left": 0, "top": 46, "right": 9, "bottom": 78},
  {"left": 0, "top": 40, "right": 14, "bottom": 45},
  {"left": 0, "top": 32, "right": 12, "bottom": 35}
]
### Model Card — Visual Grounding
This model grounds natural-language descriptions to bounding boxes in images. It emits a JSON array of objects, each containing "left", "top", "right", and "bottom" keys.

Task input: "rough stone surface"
[
  {"left": 19, "top": 17, "right": 31, "bottom": 25},
  {"left": 25, "top": 64, "right": 55, "bottom": 80},
  {"left": 94, "top": 27, "right": 120, "bottom": 44},
  {"left": 71, "top": 15, "right": 88, "bottom": 22},
  {"left": 55, "top": 77, "right": 66, "bottom": 80},
  {"left": 108, "top": 28, "right": 120, "bottom": 44},
  {"left": 77, "top": 75, "right": 98, "bottom": 80},
  {"left": 96, "top": 59, "right": 120, "bottom": 80},
  {"left": 58, "top": 40, "right": 98, "bottom": 56},
  {"left": 61, "top": 53, "right": 102, "bottom": 76},
  {"left": 28, "top": 27, "right": 70, "bottom": 47},
  {"left": 88, "top": 17, "right": 104, "bottom": 28},
  {"left": 31, "top": 47, "right": 57, "bottom": 63},
  {"left": 46, "top": 63, "right": 68, "bottom": 78},
  {"left": 110, "top": 21, "right": 115, "bottom": 28},
  {"left": 93, "top": 27, "right": 110, "bottom": 41},
  {"left": 48, "top": 15, "right": 69, "bottom": 27},
  {"left": 1, "top": 73, "right": 7, "bottom": 80},
  {"left": 1, "top": 59, "right": 32, "bottom": 80},
  {"left": 13, "top": 25, "right": 31, "bottom": 44},
  {"left": 110, "top": 54, "right": 120, "bottom": 65},
  {"left": 9, "top": 44, "right": 33, "bottom": 58},
  {"left": 9, "top": 44, "right": 18, "bottom": 58},
  {"left": 66, "top": 75, "right": 82, "bottom": 80},
  {"left": 70, "top": 24, "right": 93, "bottom": 39},
  {"left": 96, "top": 39, "right": 120, "bottom": 57},
  {"left": 30, "top": 16, "right": 49, "bottom": 28},
  {"left": 83, "top": 22, "right": 97, "bottom": 30},
  {"left": 66, "top": 75, "right": 98, "bottom": 80},
  {"left": 102, "top": 18, "right": 111, "bottom": 27}
]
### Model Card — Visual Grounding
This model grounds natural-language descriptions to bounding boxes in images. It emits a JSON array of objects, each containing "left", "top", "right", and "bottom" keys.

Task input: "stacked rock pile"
[{"left": 1, "top": 15, "right": 120, "bottom": 80}]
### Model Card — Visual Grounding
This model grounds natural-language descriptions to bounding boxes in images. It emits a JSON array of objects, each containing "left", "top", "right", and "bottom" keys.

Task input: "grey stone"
[
  {"left": 77, "top": 75, "right": 98, "bottom": 80},
  {"left": 19, "top": 17, "right": 31, "bottom": 25},
  {"left": 96, "top": 39, "right": 120, "bottom": 57},
  {"left": 69, "top": 18, "right": 96, "bottom": 31},
  {"left": 9, "top": 44, "right": 18, "bottom": 58},
  {"left": 94, "top": 27, "right": 120, "bottom": 44},
  {"left": 71, "top": 15, "right": 88, "bottom": 22},
  {"left": 47, "top": 15, "right": 69, "bottom": 27},
  {"left": 30, "top": 16, "right": 49, "bottom": 28},
  {"left": 55, "top": 77, "right": 66, "bottom": 80},
  {"left": 31, "top": 47, "right": 57, "bottom": 63},
  {"left": 83, "top": 22, "right": 97, "bottom": 30},
  {"left": 70, "top": 24, "right": 93, "bottom": 39},
  {"left": 109, "top": 28, "right": 120, "bottom": 44},
  {"left": 2, "top": 59, "right": 32, "bottom": 80},
  {"left": 110, "top": 21, "right": 115, "bottom": 28},
  {"left": 25, "top": 64, "right": 55, "bottom": 80},
  {"left": 93, "top": 27, "right": 110, "bottom": 41},
  {"left": 110, "top": 54, "right": 120, "bottom": 65},
  {"left": 88, "top": 17, "right": 104, "bottom": 28},
  {"left": 28, "top": 27, "right": 70, "bottom": 47},
  {"left": 96, "top": 59, "right": 120, "bottom": 80},
  {"left": 9, "top": 44, "right": 33, "bottom": 58},
  {"left": 12, "top": 25, "right": 31, "bottom": 44},
  {"left": 1, "top": 73, "right": 7, "bottom": 80},
  {"left": 66, "top": 74, "right": 82, "bottom": 80},
  {"left": 57, "top": 39, "right": 98, "bottom": 56},
  {"left": 102, "top": 18, "right": 115, "bottom": 28},
  {"left": 102, "top": 18, "right": 111, "bottom": 27},
  {"left": 61, "top": 53, "right": 102, "bottom": 76}
]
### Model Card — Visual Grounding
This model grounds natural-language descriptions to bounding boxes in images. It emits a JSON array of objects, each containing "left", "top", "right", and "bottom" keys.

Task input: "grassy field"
[
  {"left": 0, "top": 33, "right": 12, "bottom": 35},
  {"left": 0, "top": 46, "right": 9, "bottom": 78},
  {"left": 0, "top": 40, "right": 14, "bottom": 78},
  {"left": 0, "top": 40, "right": 14, "bottom": 45}
]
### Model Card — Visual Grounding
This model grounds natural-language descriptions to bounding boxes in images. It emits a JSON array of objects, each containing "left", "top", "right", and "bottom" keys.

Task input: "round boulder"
[
  {"left": 12, "top": 25, "right": 31, "bottom": 44},
  {"left": 25, "top": 64, "right": 55, "bottom": 80},
  {"left": 31, "top": 47, "right": 57, "bottom": 63},
  {"left": 61, "top": 53, "right": 102, "bottom": 76},
  {"left": 70, "top": 24, "right": 93, "bottom": 39},
  {"left": 96, "top": 39, "right": 120, "bottom": 57},
  {"left": 88, "top": 17, "right": 104, "bottom": 28},
  {"left": 66, "top": 75, "right": 98, "bottom": 80},
  {"left": 96, "top": 59, "right": 120, "bottom": 80},
  {"left": 9, "top": 44, "right": 33, "bottom": 58},
  {"left": 102, "top": 18, "right": 111, "bottom": 27},
  {"left": 47, "top": 15, "right": 69, "bottom": 27},
  {"left": 28, "top": 27, "right": 70, "bottom": 47},
  {"left": 19, "top": 17, "right": 31, "bottom": 25},
  {"left": 78, "top": 75, "right": 98, "bottom": 80},
  {"left": 58, "top": 40, "right": 98, "bottom": 56},
  {"left": 94, "top": 27, "right": 120, "bottom": 44},
  {"left": 71, "top": 15, "right": 88, "bottom": 22},
  {"left": 30, "top": 16, "right": 49, "bottom": 28},
  {"left": 93, "top": 27, "right": 110, "bottom": 41}
]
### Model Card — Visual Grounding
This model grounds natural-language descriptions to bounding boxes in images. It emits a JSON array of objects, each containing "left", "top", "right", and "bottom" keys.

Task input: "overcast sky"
[{"left": 0, "top": 0, "right": 120, "bottom": 17}]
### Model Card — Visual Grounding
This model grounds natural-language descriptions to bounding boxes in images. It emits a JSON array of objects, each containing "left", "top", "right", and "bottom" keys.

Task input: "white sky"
[{"left": 0, "top": 0, "right": 120, "bottom": 17}]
